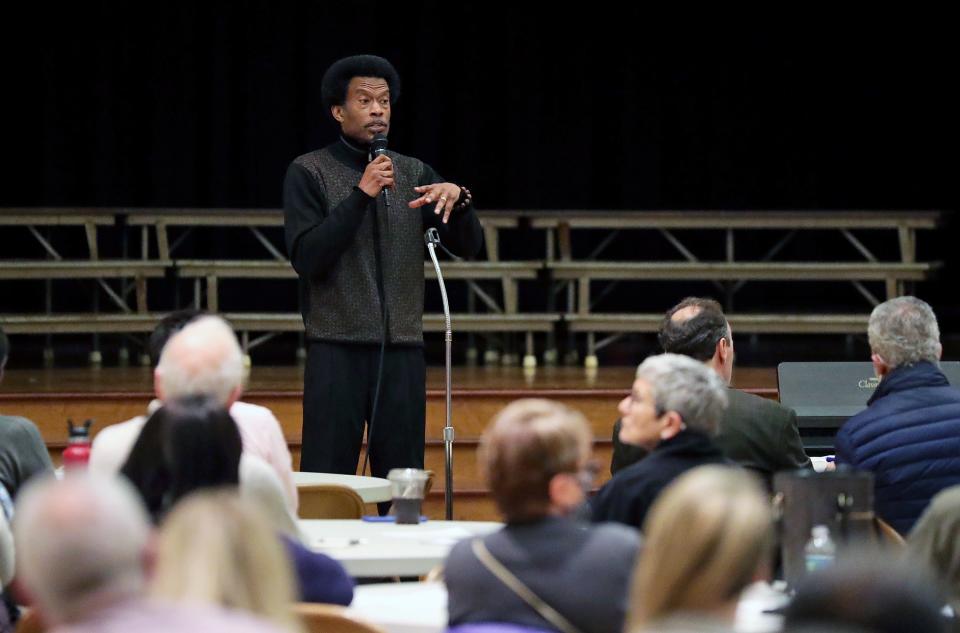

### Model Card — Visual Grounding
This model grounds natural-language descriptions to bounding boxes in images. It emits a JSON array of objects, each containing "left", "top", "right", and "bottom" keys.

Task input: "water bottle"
[
  {"left": 62, "top": 419, "right": 94, "bottom": 469},
  {"left": 804, "top": 524, "right": 836, "bottom": 573}
]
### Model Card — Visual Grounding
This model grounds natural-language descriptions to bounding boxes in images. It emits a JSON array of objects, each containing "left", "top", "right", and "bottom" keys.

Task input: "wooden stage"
[{"left": 0, "top": 365, "right": 778, "bottom": 520}]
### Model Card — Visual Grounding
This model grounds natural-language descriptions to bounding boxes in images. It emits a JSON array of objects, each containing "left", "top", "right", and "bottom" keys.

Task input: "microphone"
[{"left": 369, "top": 133, "right": 390, "bottom": 208}]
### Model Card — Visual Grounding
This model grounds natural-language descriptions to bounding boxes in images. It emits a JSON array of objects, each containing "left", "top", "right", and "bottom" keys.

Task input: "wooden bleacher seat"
[
  {"left": 0, "top": 261, "right": 171, "bottom": 313},
  {"left": 564, "top": 312, "right": 871, "bottom": 335},
  {"left": 0, "top": 209, "right": 116, "bottom": 259},
  {"left": 0, "top": 313, "right": 161, "bottom": 335},
  {"left": 0, "top": 260, "right": 171, "bottom": 280},
  {"left": 174, "top": 259, "right": 543, "bottom": 314},
  {"left": 551, "top": 261, "right": 939, "bottom": 314}
]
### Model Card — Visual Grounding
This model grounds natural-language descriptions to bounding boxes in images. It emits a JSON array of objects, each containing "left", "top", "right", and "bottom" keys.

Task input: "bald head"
[
  {"left": 154, "top": 316, "right": 244, "bottom": 406},
  {"left": 14, "top": 474, "right": 152, "bottom": 623}
]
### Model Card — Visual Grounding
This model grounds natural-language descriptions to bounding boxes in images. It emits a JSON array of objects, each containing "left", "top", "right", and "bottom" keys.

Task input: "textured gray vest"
[{"left": 294, "top": 148, "right": 426, "bottom": 344}]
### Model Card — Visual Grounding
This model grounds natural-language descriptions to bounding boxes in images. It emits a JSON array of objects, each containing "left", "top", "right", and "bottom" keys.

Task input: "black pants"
[{"left": 301, "top": 341, "right": 426, "bottom": 480}]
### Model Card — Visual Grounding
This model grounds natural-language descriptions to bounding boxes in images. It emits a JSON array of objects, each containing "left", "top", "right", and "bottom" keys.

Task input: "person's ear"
[
  {"left": 153, "top": 368, "right": 164, "bottom": 401},
  {"left": 871, "top": 353, "right": 890, "bottom": 378},
  {"left": 658, "top": 410, "right": 685, "bottom": 441},
  {"left": 225, "top": 384, "right": 242, "bottom": 408},
  {"left": 331, "top": 105, "right": 344, "bottom": 123},
  {"left": 548, "top": 472, "right": 582, "bottom": 513}
]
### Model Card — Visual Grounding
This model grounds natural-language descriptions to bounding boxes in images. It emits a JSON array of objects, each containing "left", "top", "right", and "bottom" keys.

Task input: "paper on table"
[
  {"left": 382, "top": 527, "right": 476, "bottom": 546},
  {"left": 311, "top": 537, "right": 369, "bottom": 549}
]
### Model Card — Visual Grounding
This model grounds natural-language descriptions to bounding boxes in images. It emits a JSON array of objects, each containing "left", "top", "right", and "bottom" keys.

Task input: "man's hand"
[
  {"left": 409, "top": 183, "right": 463, "bottom": 224},
  {"left": 358, "top": 155, "right": 394, "bottom": 198}
]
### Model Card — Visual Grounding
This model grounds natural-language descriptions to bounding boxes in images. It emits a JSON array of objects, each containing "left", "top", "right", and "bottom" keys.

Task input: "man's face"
[
  {"left": 331, "top": 76, "right": 391, "bottom": 144},
  {"left": 617, "top": 377, "right": 667, "bottom": 451}
]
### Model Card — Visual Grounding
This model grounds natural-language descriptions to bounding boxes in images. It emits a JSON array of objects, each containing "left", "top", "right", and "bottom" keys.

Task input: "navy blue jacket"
[{"left": 835, "top": 362, "right": 960, "bottom": 535}]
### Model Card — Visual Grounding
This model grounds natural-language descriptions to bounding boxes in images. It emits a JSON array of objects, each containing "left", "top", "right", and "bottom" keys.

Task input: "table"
[
  {"left": 293, "top": 472, "right": 391, "bottom": 504},
  {"left": 346, "top": 580, "right": 787, "bottom": 633},
  {"left": 298, "top": 519, "right": 502, "bottom": 577},
  {"left": 350, "top": 582, "right": 447, "bottom": 633}
]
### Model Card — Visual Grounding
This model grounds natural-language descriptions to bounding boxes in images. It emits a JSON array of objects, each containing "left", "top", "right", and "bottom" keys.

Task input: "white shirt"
[{"left": 89, "top": 400, "right": 298, "bottom": 512}]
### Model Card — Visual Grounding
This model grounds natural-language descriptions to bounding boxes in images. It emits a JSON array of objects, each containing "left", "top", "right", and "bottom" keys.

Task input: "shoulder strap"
[{"left": 471, "top": 538, "right": 586, "bottom": 633}]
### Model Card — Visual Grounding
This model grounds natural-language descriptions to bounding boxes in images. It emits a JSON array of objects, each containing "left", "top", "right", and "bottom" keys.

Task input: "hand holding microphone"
[
  {"left": 359, "top": 155, "right": 394, "bottom": 200},
  {"left": 359, "top": 133, "right": 393, "bottom": 206}
]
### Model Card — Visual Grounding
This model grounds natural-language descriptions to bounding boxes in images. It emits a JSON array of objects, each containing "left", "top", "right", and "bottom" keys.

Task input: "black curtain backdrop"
[
  {"left": 4, "top": 3, "right": 955, "bottom": 210},
  {"left": 1, "top": 4, "right": 957, "bottom": 325}
]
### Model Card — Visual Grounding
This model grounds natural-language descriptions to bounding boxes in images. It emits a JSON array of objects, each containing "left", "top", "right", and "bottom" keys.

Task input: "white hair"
[
  {"left": 636, "top": 353, "right": 729, "bottom": 435},
  {"left": 155, "top": 315, "right": 244, "bottom": 405},
  {"left": 868, "top": 296, "right": 941, "bottom": 369},
  {"left": 13, "top": 474, "right": 151, "bottom": 623}
]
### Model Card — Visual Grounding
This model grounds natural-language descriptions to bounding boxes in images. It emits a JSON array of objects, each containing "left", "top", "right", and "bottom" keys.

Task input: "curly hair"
[{"left": 321, "top": 54, "right": 401, "bottom": 115}]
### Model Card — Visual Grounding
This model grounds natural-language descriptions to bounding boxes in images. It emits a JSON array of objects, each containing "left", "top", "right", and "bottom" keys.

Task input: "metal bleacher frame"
[{"left": 0, "top": 208, "right": 944, "bottom": 366}]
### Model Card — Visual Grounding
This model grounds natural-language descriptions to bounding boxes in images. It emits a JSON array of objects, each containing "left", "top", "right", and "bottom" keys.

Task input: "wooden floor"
[
  {"left": 0, "top": 364, "right": 779, "bottom": 395},
  {"left": 0, "top": 365, "right": 779, "bottom": 520}
]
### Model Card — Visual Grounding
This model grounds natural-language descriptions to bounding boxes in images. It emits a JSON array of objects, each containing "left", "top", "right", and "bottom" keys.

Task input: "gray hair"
[
  {"left": 13, "top": 474, "right": 151, "bottom": 623},
  {"left": 155, "top": 315, "right": 244, "bottom": 406},
  {"left": 868, "top": 296, "right": 941, "bottom": 369},
  {"left": 636, "top": 353, "right": 729, "bottom": 435}
]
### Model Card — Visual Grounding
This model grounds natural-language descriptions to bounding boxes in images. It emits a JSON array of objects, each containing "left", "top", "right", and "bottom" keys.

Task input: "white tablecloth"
[
  {"left": 298, "top": 519, "right": 502, "bottom": 577},
  {"left": 350, "top": 582, "right": 447, "bottom": 633},
  {"left": 293, "top": 472, "right": 391, "bottom": 503},
  {"left": 344, "top": 580, "right": 788, "bottom": 633}
]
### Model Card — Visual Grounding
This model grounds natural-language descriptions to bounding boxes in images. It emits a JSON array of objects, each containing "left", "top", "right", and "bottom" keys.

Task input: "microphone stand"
[{"left": 425, "top": 228, "right": 454, "bottom": 520}]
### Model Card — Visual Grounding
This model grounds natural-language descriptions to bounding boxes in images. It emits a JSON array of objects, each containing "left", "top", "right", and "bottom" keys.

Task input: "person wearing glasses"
[{"left": 592, "top": 353, "right": 729, "bottom": 529}]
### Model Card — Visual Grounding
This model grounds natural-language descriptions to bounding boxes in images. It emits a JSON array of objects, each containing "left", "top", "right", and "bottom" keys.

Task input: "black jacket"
[
  {"left": 610, "top": 388, "right": 811, "bottom": 488},
  {"left": 592, "top": 429, "right": 727, "bottom": 529}
]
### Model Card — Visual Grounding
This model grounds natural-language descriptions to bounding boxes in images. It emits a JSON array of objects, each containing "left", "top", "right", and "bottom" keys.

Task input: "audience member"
[
  {"left": 592, "top": 353, "right": 729, "bottom": 528},
  {"left": 152, "top": 490, "right": 304, "bottom": 632},
  {"left": 907, "top": 484, "right": 960, "bottom": 614},
  {"left": 445, "top": 399, "right": 640, "bottom": 633},
  {"left": 121, "top": 395, "right": 353, "bottom": 605},
  {"left": 120, "top": 395, "right": 241, "bottom": 520},
  {"left": 784, "top": 555, "right": 949, "bottom": 633},
  {"left": 13, "top": 473, "right": 284, "bottom": 633},
  {"left": 0, "top": 326, "right": 54, "bottom": 500},
  {"left": 89, "top": 313, "right": 298, "bottom": 512},
  {"left": 611, "top": 297, "right": 810, "bottom": 486},
  {"left": 835, "top": 296, "right": 960, "bottom": 534},
  {"left": 626, "top": 465, "right": 773, "bottom": 632}
]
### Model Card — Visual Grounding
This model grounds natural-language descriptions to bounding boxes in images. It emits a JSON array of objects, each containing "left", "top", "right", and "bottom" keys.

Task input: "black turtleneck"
[{"left": 283, "top": 136, "right": 482, "bottom": 280}]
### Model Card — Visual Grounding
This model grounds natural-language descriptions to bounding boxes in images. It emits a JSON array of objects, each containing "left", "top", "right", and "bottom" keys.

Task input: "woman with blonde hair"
[
  {"left": 626, "top": 465, "right": 773, "bottom": 632},
  {"left": 151, "top": 490, "right": 304, "bottom": 633}
]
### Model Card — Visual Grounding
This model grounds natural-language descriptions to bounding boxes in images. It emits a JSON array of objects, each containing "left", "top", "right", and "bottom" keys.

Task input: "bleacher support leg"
[
  {"left": 522, "top": 332, "right": 537, "bottom": 369},
  {"left": 584, "top": 332, "right": 599, "bottom": 369}
]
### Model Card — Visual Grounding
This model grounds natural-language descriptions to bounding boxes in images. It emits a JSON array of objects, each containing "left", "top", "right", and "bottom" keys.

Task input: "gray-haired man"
[{"left": 835, "top": 296, "right": 960, "bottom": 534}]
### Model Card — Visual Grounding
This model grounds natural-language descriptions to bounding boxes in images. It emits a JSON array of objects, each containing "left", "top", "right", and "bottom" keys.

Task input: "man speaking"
[{"left": 283, "top": 55, "right": 483, "bottom": 485}]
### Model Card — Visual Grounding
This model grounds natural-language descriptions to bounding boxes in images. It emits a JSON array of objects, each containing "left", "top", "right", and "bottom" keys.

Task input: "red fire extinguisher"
[{"left": 63, "top": 419, "right": 94, "bottom": 469}]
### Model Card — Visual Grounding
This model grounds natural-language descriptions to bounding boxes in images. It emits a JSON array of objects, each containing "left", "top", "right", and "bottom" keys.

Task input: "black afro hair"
[{"left": 321, "top": 54, "right": 401, "bottom": 116}]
